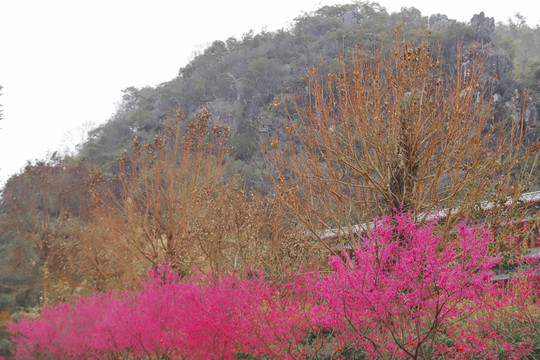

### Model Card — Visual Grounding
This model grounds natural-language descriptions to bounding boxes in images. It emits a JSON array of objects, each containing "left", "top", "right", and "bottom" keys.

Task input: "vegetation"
[
  {"left": 266, "top": 28, "right": 538, "bottom": 253},
  {"left": 7, "top": 216, "right": 540, "bottom": 359},
  {"left": 71, "top": 108, "right": 319, "bottom": 294},
  {"left": 0, "top": 1, "right": 539, "bottom": 358}
]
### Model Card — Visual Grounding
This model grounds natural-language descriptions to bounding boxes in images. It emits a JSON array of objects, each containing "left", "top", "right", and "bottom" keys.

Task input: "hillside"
[{"left": 78, "top": 4, "right": 539, "bottom": 189}]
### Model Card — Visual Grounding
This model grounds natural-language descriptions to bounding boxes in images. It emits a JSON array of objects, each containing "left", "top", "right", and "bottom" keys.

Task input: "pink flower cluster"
[
  {"left": 8, "top": 214, "right": 539, "bottom": 359},
  {"left": 309, "top": 214, "right": 538, "bottom": 359}
]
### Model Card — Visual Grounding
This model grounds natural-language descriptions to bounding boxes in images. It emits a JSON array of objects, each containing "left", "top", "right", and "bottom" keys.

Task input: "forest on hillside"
[{"left": 0, "top": 2, "right": 539, "bottom": 357}]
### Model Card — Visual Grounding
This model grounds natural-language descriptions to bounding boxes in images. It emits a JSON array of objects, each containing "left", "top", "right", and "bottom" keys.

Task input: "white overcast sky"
[{"left": 0, "top": 0, "right": 539, "bottom": 186}]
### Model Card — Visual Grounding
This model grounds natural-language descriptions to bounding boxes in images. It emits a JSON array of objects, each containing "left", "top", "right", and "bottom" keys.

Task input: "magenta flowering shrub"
[
  {"left": 117, "top": 263, "right": 260, "bottom": 358},
  {"left": 8, "top": 263, "right": 271, "bottom": 359},
  {"left": 309, "top": 214, "right": 537, "bottom": 359},
  {"left": 7, "top": 263, "right": 318, "bottom": 359},
  {"left": 468, "top": 255, "right": 540, "bottom": 359},
  {"left": 249, "top": 272, "right": 338, "bottom": 358},
  {"left": 7, "top": 214, "right": 539, "bottom": 359},
  {"left": 8, "top": 292, "right": 127, "bottom": 359}
]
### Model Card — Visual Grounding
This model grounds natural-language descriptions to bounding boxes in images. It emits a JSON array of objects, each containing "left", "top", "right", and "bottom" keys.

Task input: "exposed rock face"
[
  {"left": 489, "top": 49, "right": 514, "bottom": 79},
  {"left": 429, "top": 14, "right": 451, "bottom": 28},
  {"left": 525, "top": 104, "right": 538, "bottom": 130},
  {"left": 343, "top": 10, "right": 359, "bottom": 27},
  {"left": 495, "top": 87, "right": 538, "bottom": 137},
  {"left": 471, "top": 12, "right": 496, "bottom": 44}
]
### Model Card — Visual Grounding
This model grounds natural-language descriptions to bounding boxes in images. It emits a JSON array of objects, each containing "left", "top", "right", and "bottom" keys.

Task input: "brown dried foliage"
[
  {"left": 265, "top": 29, "right": 539, "bottom": 254},
  {"left": 79, "top": 108, "right": 321, "bottom": 291},
  {"left": 0, "top": 154, "right": 95, "bottom": 303}
]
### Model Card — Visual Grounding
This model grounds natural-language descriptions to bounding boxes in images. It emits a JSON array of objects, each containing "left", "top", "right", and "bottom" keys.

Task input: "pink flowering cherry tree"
[{"left": 310, "top": 213, "right": 533, "bottom": 359}]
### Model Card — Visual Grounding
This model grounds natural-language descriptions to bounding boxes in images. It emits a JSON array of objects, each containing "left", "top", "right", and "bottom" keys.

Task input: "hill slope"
[{"left": 78, "top": 3, "right": 539, "bottom": 189}]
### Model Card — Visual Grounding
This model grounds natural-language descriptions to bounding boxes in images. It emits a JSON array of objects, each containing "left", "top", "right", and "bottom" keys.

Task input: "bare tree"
[
  {"left": 81, "top": 108, "right": 320, "bottom": 290},
  {"left": 266, "top": 29, "right": 539, "bottom": 254}
]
